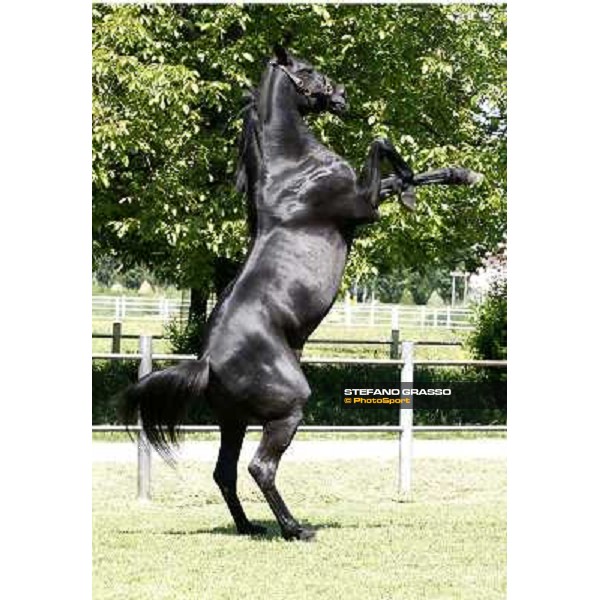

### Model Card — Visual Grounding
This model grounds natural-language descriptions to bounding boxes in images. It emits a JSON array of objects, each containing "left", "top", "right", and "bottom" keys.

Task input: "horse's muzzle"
[{"left": 329, "top": 84, "right": 348, "bottom": 114}]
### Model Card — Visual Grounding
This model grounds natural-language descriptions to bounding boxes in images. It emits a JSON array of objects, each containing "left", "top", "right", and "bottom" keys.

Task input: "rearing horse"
[{"left": 123, "top": 46, "right": 480, "bottom": 541}]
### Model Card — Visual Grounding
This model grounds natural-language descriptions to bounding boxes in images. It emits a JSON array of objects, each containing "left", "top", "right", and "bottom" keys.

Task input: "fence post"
[
  {"left": 451, "top": 275, "right": 456, "bottom": 307},
  {"left": 137, "top": 335, "right": 152, "bottom": 501},
  {"left": 399, "top": 341, "right": 414, "bottom": 496},
  {"left": 344, "top": 294, "right": 351, "bottom": 326},
  {"left": 390, "top": 308, "right": 400, "bottom": 360},
  {"left": 111, "top": 321, "right": 122, "bottom": 354}
]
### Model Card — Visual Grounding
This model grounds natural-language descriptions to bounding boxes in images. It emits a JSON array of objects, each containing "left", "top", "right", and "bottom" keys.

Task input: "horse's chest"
[
  {"left": 268, "top": 155, "right": 355, "bottom": 206},
  {"left": 298, "top": 158, "right": 355, "bottom": 199}
]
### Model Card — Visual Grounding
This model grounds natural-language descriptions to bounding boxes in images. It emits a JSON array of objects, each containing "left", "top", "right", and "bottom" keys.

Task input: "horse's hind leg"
[
  {"left": 248, "top": 407, "right": 314, "bottom": 541},
  {"left": 214, "top": 421, "right": 266, "bottom": 535}
]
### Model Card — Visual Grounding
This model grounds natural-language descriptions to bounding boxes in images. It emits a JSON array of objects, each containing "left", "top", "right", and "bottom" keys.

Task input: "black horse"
[{"left": 123, "top": 46, "right": 480, "bottom": 541}]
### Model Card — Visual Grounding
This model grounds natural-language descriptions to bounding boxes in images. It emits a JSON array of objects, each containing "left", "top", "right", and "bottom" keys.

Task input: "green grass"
[{"left": 93, "top": 457, "right": 506, "bottom": 599}]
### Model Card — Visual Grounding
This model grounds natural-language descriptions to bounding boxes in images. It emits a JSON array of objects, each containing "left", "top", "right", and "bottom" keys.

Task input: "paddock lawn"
[{"left": 93, "top": 457, "right": 506, "bottom": 599}]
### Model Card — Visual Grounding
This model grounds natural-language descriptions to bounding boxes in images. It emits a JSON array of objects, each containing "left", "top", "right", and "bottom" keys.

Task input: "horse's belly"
[
  {"left": 286, "top": 254, "right": 345, "bottom": 318},
  {"left": 268, "top": 229, "right": 348, "bottom": 334}
]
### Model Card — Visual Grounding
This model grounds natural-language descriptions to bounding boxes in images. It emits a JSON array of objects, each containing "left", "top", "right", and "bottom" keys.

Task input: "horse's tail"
[{"left": 120, "top": 357, "right": 210, "bottom": 462}]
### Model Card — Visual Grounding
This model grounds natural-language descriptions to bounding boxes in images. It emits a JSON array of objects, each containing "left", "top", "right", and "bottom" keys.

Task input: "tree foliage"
[
  {"left": 92, "top": 3, "right": 506, "bottom": 297},
  {"left": 468, "top": 279, "right": 507, "bottom": 360}
]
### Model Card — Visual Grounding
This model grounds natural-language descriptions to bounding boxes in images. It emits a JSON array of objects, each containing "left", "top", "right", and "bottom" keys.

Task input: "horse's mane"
[{"left": 235, "top": 88, "right": 262, "bottom": 195}]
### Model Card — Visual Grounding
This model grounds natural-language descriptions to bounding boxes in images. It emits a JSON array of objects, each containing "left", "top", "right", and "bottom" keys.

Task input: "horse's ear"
[{"left": 273, "top": 44, "right": 290, "bottom": 66}]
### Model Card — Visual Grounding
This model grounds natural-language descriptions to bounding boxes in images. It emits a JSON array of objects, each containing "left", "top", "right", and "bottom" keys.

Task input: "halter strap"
[
  {"left": 270, "top": 60, "right": 309, "bottom": 95},
  {"left": 269, "top": 61, "right": 333, "bottom": 97}
]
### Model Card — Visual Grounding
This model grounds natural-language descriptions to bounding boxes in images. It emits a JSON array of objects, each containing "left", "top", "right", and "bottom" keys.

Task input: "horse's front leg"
[
  {"left": 383, "top": 167, "right": 482, "bottom": 190},
  {"left": 380, "top": 167, "right": 483, "bottom": 207},
  {"left": 379, "top": 174, "right": 416, "bottom": 209},
  {"left": 357, "top": 138, "right": 416, "bottom": 210},
  {"left": 413, "top": 167, "right": 483, "bottom": 187}
]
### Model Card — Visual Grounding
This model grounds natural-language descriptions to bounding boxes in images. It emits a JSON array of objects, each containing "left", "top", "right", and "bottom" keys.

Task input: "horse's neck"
[
  {"left": 249, "top": 69, "right": 349, "bottom": 238},
  {"left": 258, "top": 69, "right": 314, "bottom": 159}
]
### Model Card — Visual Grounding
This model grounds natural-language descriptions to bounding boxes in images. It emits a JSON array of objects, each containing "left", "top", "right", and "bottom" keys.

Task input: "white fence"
[
  {"left": 326, "top": 302, "right": 473, "bottom": 330},
  {"left": 92, "top": 296, "right": 474, "bottom": 330},
  {"left": 92, "top": 295, "right": 190, "bottom": 321}
]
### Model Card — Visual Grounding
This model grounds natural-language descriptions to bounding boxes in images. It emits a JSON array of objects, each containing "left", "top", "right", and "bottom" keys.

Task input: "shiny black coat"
[{"left": 123, "top": 48, "right": 479, "bottom": 540}]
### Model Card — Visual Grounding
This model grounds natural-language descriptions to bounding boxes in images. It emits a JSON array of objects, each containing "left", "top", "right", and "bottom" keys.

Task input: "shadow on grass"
[
  {"left": 117, "top": 520, "right": 350, "bottom": 540},
  {"left": 115, "top": 518, "right": 416, "bottom": 540}
]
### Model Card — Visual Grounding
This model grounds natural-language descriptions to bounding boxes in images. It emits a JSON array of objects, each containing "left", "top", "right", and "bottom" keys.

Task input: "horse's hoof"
[
  {"left": 297, "top": 527, "right": 316, "bottom": 541},
  {"left": 238, "top": 522, "right": 267, "bottom": 536},
  {"left": 283, "top": 526, "right": 317, "bottom": 542}
]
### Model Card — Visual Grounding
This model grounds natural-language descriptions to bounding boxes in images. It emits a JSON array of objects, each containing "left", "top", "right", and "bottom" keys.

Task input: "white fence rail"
[
  {"left": 92, "top": 296, "right": 190, "bottom": 321},
  {"left": 92, "top": 296, "right": 474, "bottom": 330},
  {"left": 326, "top": 302, "right": 473, "bottom": 330}
]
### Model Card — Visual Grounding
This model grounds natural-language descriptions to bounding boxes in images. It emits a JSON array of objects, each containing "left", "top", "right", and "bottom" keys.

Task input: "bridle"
[{"left": 270, "top": 60, "right": 334, "bottom": 98}]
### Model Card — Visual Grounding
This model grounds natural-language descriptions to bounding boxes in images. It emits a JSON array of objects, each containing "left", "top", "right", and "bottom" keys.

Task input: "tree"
[
  {"left": 468, "top": 278, "right": 507, "bottom": 360},
  {"left": 93, "top": 4, "right": 253, "bottom": 317},
  {"left": 92, "top": 4, "right": 506, "bottom": 320}
]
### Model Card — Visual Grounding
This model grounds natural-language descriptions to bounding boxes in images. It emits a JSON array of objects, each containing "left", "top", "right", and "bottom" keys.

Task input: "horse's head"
[{"left": 270, "top": 45, "right": 347, "bottom": 116}]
